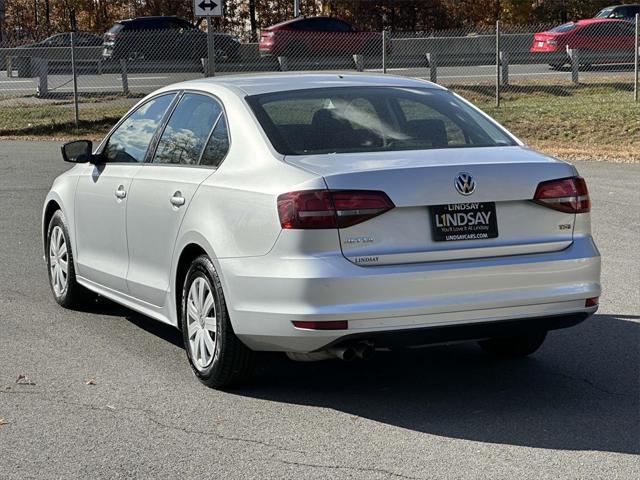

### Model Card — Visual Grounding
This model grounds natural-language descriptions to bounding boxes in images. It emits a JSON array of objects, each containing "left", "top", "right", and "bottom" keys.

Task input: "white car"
[{"left": 43, "top": 73, "right": 601, "bottom": 388}]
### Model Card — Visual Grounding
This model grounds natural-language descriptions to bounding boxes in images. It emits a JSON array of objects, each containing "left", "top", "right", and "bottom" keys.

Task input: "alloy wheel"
[
  {"left": 186, "top": 276, "right": 217, "bottom": 371},
  {"left": 49, "top": 225, "right": 68, "bottom": 297}
]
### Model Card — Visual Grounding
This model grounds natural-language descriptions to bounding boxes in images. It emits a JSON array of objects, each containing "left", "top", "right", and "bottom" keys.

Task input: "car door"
[
  {"left": 125, "top": 92, "right": 230, "bottom": 307},
  {"left": 74, "top": 93, "right": 176, "bottom": 293}
]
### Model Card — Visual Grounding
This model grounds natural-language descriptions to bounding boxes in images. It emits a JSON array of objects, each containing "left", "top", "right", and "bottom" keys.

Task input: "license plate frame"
[{"left": 430, "top": 202, "right": 498, "bottom": 242}]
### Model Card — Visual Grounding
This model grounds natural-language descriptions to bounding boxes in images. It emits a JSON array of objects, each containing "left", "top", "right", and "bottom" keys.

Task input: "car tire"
[
  {"left": 180, "top": 255, "right": 256, "bottom": 388},
  {"left": 46, "top": 210, "right": 90, "bottom": 309},
  {"left": 478, "top": 331, "right": 547, "bottom": 358}
]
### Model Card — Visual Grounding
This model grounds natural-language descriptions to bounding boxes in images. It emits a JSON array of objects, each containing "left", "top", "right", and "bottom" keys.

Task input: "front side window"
[
  {"left": 247, "top": 87, "right": 516, "bottom": 155},
  {"left": 153, "top": 93, "right": 223, "bottom": 165},
  {"left": 103, "top": 93, "right": 175, "bottom": 163}
]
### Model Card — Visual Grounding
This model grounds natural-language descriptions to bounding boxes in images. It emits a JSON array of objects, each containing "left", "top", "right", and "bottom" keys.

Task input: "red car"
[
  {"left": 259, "top": 16, "right": 383, "bottom": 57},
  {"left": 531, "top": 19, "right": 636, "bottom": 68}
]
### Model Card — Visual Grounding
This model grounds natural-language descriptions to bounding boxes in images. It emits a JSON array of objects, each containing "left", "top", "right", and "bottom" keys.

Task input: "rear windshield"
[
  {"left": 247, "top": 87, "right": 516, "bottom": 155},
  {"left": 550, "top": 22, "right": 577, "bottom": 33}
]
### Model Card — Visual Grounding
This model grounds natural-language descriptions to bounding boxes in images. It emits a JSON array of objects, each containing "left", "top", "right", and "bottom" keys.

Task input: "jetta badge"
[{"left": 454, "top": 172, "right": 475, "bottom": 196}]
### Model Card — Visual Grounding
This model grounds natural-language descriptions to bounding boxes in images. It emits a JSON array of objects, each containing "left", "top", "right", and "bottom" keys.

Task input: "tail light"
[
  {"left": 585, "top": 297, "right": 599, "bottom": 308},
  {"left": 533, "top": 176, "right": 590, "bottom": 213},
  {"left": 277, "top": 190, "right": 394, "bottom": 229},
  {"left": 262, "top": 31, "right": 274, "bottom": 38}
]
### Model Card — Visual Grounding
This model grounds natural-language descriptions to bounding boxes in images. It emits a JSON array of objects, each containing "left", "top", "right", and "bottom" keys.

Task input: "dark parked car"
[
  {"left": 102, "top": 16, "right": 240, "bottom": 62},
  {"left": 259, "top": 16, "right": 384, "bottom": 57},
  {"left": 595, "top": 4, "right": 640, "bottom": 22},
  {"left": 21, "top": 32, "right": 103, "bottom": 48}
]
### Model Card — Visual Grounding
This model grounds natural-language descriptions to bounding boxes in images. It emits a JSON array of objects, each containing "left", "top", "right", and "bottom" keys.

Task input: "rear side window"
[
  {"left": 153, "top": 93, "right": 223, "bottom": 165},
  {"left": 247, "top": 87, "right": 516, "bottom": 155},
  {"left": 200, "top": 116, "right": 230, "bottom": 167}
]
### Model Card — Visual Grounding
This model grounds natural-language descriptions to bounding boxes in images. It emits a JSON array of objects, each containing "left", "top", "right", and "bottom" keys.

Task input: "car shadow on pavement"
[
  {"left": 234, "top": 314, "right": 639, "bottom": 455},
  {"left": 99, "top": 299, "right": 639, "bottom": 455},
  {"left": 81, "top": 295, "right": 184, "bottom": 348}
]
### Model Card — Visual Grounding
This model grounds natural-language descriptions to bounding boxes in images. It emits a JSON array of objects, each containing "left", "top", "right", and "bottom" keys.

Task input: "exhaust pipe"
[
  {"left": 354, "top": 342, "right": 374, "bottom": 360},
  {"left": 328, "top": 345, "right": 356, "bottom": 361},
  {"left": 286, "top": 344, "right": 366, "bottom": 362}
]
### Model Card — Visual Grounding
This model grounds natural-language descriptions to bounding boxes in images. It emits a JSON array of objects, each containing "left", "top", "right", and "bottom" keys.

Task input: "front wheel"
[
  {"left": 46, "top": 210, "right": 90, "bottom": 308},
  {"left": 478, "top": 331, "right": 547, "bottom": 358},
  {"left": 180, "top": 255, "right": 256, "bottom": 388}
]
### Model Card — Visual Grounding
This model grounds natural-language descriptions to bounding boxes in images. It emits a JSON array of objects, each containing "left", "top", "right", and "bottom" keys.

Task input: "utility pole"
[
  {"left": 249, "top": 0, "right": 257, "bottom": 41},
  {"left": 294, "top": 0, "right": 300, "bottom": 17}
]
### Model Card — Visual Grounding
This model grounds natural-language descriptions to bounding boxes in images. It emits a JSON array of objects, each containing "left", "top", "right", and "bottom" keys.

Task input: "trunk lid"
[{"left": 285, "top": 146, "right": 578, "bottom": 265}]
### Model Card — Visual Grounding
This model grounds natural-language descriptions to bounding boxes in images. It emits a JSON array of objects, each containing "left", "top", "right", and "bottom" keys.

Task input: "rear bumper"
[
  {"left": 322, "top": 312, "right": 590, "bottom": 350},
  {"left": 219, "top": 236, "right": 600, "bottom": 352}
]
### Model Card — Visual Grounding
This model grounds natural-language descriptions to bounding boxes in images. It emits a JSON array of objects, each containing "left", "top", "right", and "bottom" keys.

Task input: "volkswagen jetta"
[{"left": 43, "top": 73, "right": 601, "bottom": 388}]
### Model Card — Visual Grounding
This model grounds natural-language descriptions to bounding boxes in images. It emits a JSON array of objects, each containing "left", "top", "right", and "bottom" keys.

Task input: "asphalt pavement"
[
  {"left": 1, "top": 62, "right": 636, "bottom": 97},
  {"left": 0, "top": 140, "right": 638, "bottom": 479}
]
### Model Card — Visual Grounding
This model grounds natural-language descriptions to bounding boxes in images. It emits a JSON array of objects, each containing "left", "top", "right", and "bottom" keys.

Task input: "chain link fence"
[{"left": 1, "top": 18, "right": 638, "bottom": 136}]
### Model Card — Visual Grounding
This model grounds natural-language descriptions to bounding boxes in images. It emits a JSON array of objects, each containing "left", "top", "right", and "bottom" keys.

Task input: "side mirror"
[{"left": 61, "top": 140, "right": 93, "bottom": 163}]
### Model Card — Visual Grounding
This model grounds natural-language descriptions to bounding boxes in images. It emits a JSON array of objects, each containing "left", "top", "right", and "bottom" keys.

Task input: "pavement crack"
[
  {"left": 250, "top": 457, "right": 424, "bottom": 479},
  {"left": 0, "top": 389, "right": 307, "bottom": 455},
  {"left": 549, "top": 371, "right": 634, "bottom": 398}
]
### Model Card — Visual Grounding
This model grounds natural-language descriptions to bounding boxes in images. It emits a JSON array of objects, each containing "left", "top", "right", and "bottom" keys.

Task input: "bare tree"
[{"left": 0, "top": 0, "right": 6, "bottom": 44}]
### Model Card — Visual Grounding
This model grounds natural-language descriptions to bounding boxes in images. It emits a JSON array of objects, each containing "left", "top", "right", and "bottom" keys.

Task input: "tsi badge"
[
  {"left": 344, "top": 236, "right": 374, "bottom": 245},
  {"left": 455, "top": 172, "right": 476, "bottom": 196}
]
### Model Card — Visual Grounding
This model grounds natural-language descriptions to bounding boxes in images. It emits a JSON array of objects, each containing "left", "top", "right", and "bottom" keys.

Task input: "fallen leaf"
[
  {"left": 15, "top": 374, "right": 35, "bottom": 386},
  {"left": 86, "top": 378, "right": 97, "bottom": 386},
  {"left": 106, "top": 405, "right": 115, "bottom": 410},
  {"left": 0, "top": 419, "right": 8, "bottom": 427}
]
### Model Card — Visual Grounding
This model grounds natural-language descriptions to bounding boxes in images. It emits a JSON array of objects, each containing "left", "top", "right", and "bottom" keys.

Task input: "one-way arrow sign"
[{"left": 194, "top": 0, "right": 222, "bottom": 17}]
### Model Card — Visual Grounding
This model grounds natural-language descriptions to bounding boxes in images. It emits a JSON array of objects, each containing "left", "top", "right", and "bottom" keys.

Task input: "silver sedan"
[{"left": 43, "top": 73, "right": 601, "bottom": 388}]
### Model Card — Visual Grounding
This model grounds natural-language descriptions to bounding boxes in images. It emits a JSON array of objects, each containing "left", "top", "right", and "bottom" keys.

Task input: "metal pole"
[
  {"left": 382, "top": 29, "right": 387, "bottom": 74},
  {"left": 495, "top": 20, "right": 500, "bottom": 108},
  {"left": 206, "top": 17, "right": 216, "bottom": 77},
  {"left": 294, "top": 0, "right": 300, "bottom": 17},
  {"left": 70, "top": 31, "right": 79, "bottom": 129},
  {"left": 635, "top": 13, "right": 639, "bottom": 102}
]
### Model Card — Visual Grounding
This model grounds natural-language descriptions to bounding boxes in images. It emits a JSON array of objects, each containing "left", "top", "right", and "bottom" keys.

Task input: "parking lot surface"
[{"left": 0, "top": 141, "right": 638, "bottom": 479}]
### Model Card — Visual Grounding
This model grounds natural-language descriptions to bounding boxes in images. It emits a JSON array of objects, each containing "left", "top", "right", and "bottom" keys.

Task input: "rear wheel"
[
  {"left": 180, "top": 255, "right": 256, "bottom": 388},
  {"left": 478, "top": 331, "right": 547, "bottom": 358}
]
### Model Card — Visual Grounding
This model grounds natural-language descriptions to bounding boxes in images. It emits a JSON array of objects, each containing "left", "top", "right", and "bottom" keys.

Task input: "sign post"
[
  {"left": 194, "top": 0, "right": 223, "bottom": 77},
  {"left": 70, "top": 9, "right": 79, "bottom": 128}
]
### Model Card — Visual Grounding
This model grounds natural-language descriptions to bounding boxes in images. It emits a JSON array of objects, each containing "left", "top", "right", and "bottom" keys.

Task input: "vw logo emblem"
[{"left": 455, "top": 172, "right": 475, "bottom": 196}]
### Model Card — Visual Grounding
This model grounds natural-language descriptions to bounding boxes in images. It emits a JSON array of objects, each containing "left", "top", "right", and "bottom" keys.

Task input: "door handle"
[
  {"left": 115, "top": 185, "right": 126, "bottom": 199},
  {"left": 170, "top": 191, "right": 185, "bottom": 207}
]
